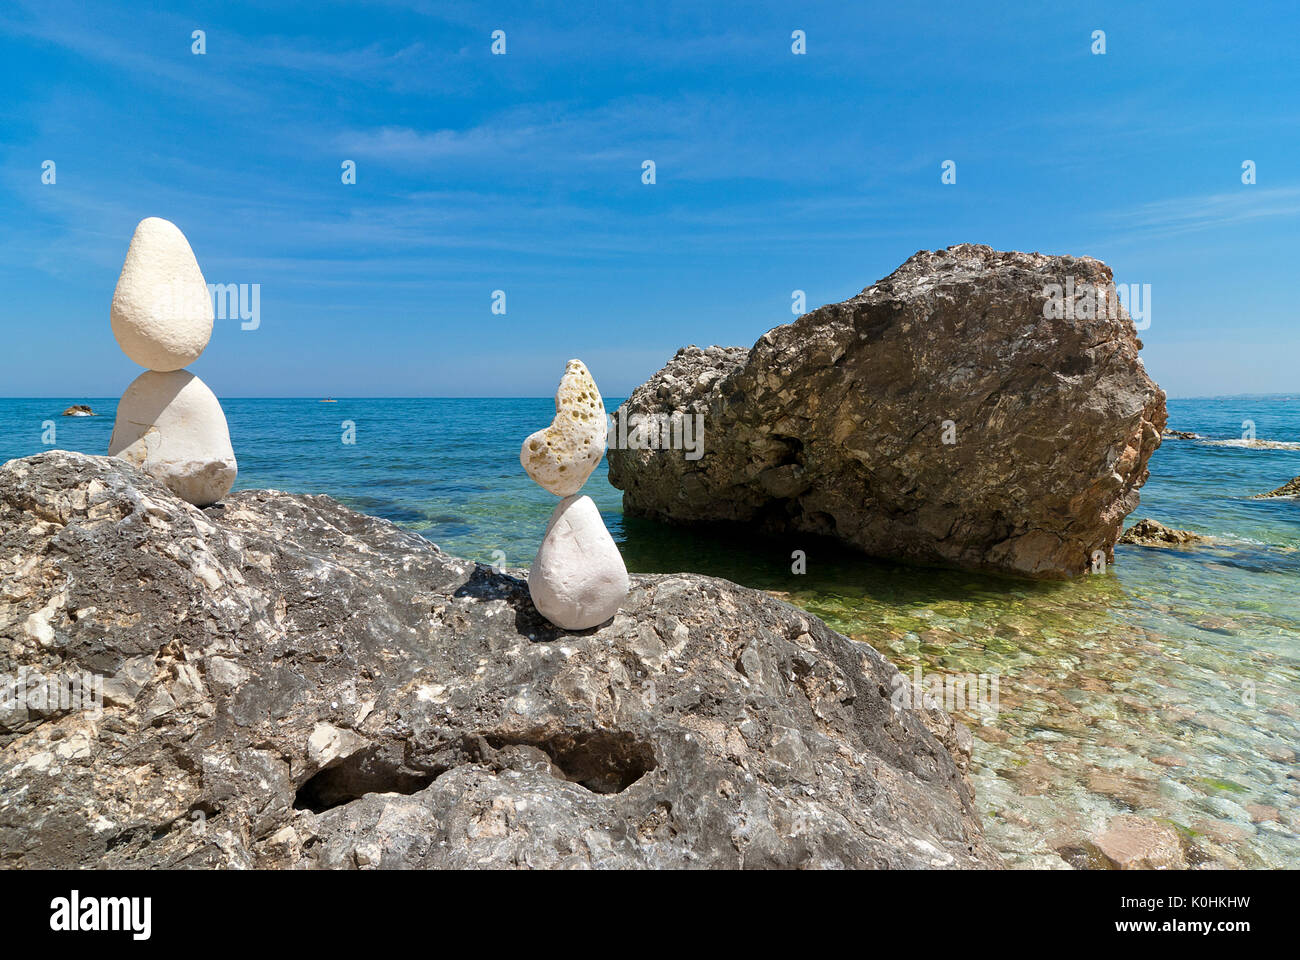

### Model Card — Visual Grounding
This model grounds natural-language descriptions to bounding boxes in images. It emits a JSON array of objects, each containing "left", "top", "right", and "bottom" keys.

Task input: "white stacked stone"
[
  {"left": 106, "top": 218, "right": 236, "bottom": 507},
  {"left": 521, "top": 360, "right": 628, "bottom": 630}
]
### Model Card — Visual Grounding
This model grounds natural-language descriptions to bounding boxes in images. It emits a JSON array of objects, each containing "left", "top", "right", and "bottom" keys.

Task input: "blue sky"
[{"left": 1, "top": 0, "right": 1297, "bottom": 398}]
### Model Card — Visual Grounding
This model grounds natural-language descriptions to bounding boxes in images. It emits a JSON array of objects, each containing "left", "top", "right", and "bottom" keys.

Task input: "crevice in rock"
[
  {"left": 483, "top": 730, "right": 657, "bottom": 794},
  {"left": 292, "top": 729, "right": 658, "bottom": 813},
  {"left": 293, "top": 745, "right": 437, "bottom": 814},
  {"left": 772, "top": 435, "right": 805, "bottom": 468}
]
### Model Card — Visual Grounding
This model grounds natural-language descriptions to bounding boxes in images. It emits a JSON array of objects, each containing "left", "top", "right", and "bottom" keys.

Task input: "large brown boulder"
[{"left": 608, "top": 244, "right": 1167, "bottom": 579}]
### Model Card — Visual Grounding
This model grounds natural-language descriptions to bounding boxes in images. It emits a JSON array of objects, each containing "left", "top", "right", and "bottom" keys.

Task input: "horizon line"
[{"left": 1, "top": 392, "right": 1295, "bottom": 402}]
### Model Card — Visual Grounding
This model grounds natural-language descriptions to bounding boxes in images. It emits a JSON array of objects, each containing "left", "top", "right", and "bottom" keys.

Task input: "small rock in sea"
[
  {"left": 1245, "top": 804, "right": 1280, "bottom": 824},
  {"left": 108, "top": 370, "right": 237, "bottom": 506},
  {"left": 1252, "top": 475, "right": 1300, "bottom": 499},
  {"left": 110, "top": 217, "right": 214, "bottom": 372},
  {"left": 1086, "top": 770, "right": 1159, "bottom": 809},
  {"left": 1262, "top": 744, "right": 1296, "bottom": 764},
  {"left": 520, "top": 359, "right": 607, "bottom": 496},
  {"left": 528, "top": 495, "right": 629, "bottom": 630},
  {"left": 1162, "top": 428, "right": 1200, "bottom": 440},
  {"left": 1190, "top": 819, "right": 1252, "bottom": 845},
  {"left": 1089, "top": 815, "right": 1187, "bottom": 870},
  {"left": 1118, "top": 518, "right": 1209, "bottom": 547},
  {"left": 61, "top": 404, "right": 94, "bottom": 417}
]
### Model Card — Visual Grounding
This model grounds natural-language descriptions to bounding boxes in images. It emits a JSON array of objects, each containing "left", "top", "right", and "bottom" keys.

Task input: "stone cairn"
[
  {"left": 521, "top": 359, "right": 629, "bottom": 630},
  {"left": 106, "top": 217, "right": 237, "bottom": 507}
]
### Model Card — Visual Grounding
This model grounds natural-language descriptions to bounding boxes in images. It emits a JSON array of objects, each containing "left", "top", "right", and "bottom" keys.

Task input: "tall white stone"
[
  {"left": 520, "top": 359, "right": 607, "bottom": 496},
  {"left": 528, "top": 495, "right": 629, "bottom": 630},
  {"left": 108, "top": 370, "right": 237, "bottom": 507},
  {"left": 110, "top": 217, "right": 214, "bottom": 372}
]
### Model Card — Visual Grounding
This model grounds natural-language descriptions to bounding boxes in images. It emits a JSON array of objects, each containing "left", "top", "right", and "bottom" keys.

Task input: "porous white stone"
[
  {"left": 521, "top": 359, "right": 607, "bottom": 496},
  {"left": 107, "top": 370, "right": 237, "bottom": 506},
  {"left": 528, "top": 495, "right": 629, "bottom": 630},
  {"left": 110, "top": 217, "right": 215, "bottom": 371}
]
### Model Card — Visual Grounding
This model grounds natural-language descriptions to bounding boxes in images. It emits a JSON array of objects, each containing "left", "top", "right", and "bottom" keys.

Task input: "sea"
[{"left": 2, "top": 394, "right": 1297, "bottom": 868}]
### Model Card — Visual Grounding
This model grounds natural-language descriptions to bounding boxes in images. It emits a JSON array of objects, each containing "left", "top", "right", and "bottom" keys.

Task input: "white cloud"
[{"left": 1109, "top": 186, "right": 1300, "bottom": 237}]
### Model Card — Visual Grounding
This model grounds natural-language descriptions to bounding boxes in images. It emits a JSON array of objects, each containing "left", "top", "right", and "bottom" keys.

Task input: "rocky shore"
[
  {"left": 1118, "top": 518, "right": 1211, "bottom": 548},
  {"left": 0, "top": 452, "right": 998, "bottom": 869},
  {"left": 1253, "top": 475, "right": 1300, "bottom": 499},
  {"left": 609, "top": 244, "right": 1166, "bottom": 580}
]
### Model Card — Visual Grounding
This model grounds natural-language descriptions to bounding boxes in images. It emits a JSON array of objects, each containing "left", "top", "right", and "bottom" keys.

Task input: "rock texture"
[
  {"left": 1253, "top": 475, "right": 1300, "bottom": 499},
  {"left": 61, "top": 405, "right": 94, "bottom": 417},
  {"left": 528, "top": 495, "right": 630, "bottom": 630},
  {"left": 608, "top": 245, "right": 1167, "bottom": 580},
  {"left": 0, "top": 452, "right": 998, "bottom": 869},
  {"left": 1118, "top": 518, "right": 1209, "bottom": 547},
  {"left": 520, "top": 359, "right": 608, "bottom": 497},
  {"left": 110, "top": 217, "right": 214, "bottom": 372},
  {"left": 107, "top": 369, "right": 237, "bottom": 507}
]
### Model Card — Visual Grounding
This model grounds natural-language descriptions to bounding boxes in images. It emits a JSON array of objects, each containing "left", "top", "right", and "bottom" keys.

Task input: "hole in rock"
[
  {"left": 487, "top": 729, "right": 657, "bottom": 795},
  {"left": 293, "top": 746, "right": 437, "bottom": 814},
  {"left": 292, "top": 730, "right": 658, "bottom": 812}
]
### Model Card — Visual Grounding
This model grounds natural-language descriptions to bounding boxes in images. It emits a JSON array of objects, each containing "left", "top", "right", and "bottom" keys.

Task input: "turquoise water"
[{"left": 3, "top": 395, "right": 1298, "bottom": 867}]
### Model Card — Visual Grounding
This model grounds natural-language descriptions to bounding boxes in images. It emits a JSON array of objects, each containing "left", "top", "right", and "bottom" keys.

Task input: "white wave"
[{"left": 1197, "top": 438, "right": 1300, "bottom": 450}]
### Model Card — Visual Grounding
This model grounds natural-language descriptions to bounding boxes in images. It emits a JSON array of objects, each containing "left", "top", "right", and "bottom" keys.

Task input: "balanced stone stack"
[
  {"left": 106, "top": 218, "right": 237, "bottom": 507},
  {"left": 521, "top": 360, "right": 629, "bottom": 630}
]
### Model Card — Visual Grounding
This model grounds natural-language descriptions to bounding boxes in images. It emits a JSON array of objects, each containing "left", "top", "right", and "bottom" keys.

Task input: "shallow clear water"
[{"left": 3, "top": 395, "right": 1297, "bottom": 867}]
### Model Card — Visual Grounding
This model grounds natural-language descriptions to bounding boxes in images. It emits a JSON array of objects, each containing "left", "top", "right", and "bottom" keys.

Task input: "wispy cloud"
[
  {"left": 1108, "top": 186, "right": 1300, "bottom": 238},
  {"left": 335, "top": 122, "right": 538, "bottom": 163}
]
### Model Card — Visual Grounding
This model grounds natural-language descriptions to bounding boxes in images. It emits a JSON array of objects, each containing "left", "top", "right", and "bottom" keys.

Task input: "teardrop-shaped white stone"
[
  {"left": 108, "top": 369, "right": 237, "bottom": 506},
  {"left": 111, "top": 217, "right": 215, "bottom": 371},
  {"left": 528, "top": 495, "right": 629, "bottom": 630}
]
